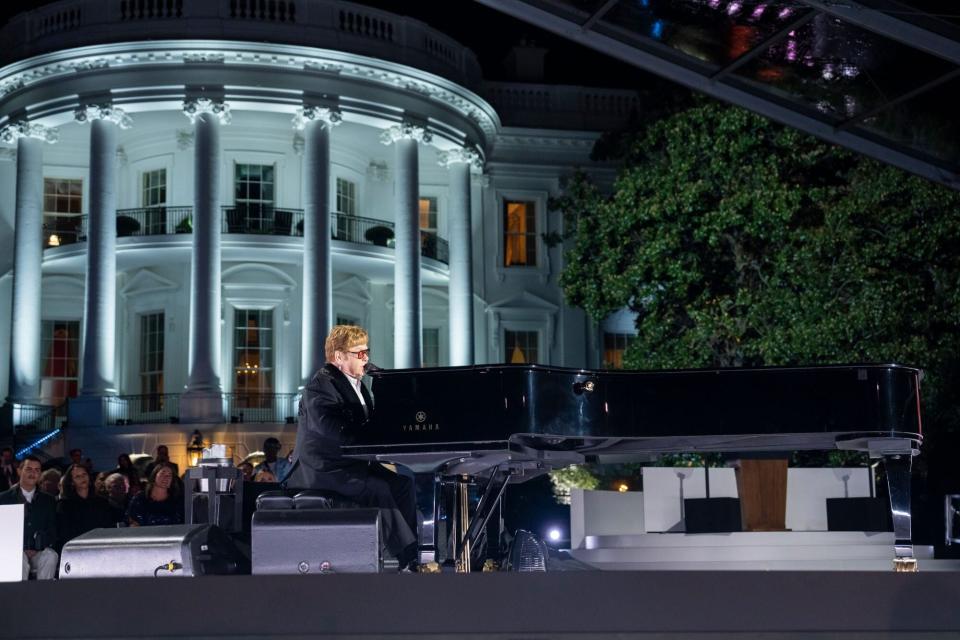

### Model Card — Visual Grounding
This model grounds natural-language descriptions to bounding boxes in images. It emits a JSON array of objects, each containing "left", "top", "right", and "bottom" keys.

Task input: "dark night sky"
[{"left": 0, "top": 0, "right": 663, "bottom": 91}]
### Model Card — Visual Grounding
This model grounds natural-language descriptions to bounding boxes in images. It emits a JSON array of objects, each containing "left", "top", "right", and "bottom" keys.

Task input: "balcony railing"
[
  {"left": 11, "top": 402, "right": 65, "bottom": 434},
  {"left": 103, "top": 394, "right": 181, "bottom": 425},
  {"left": 41, "top": 207, "right": 448, "bottom": 263},
  {"left": 224, "top": 393, "right": 300, "bottom": 424},
  {"left": 222, "top": 206, "right": 304, "bottom": 236}
]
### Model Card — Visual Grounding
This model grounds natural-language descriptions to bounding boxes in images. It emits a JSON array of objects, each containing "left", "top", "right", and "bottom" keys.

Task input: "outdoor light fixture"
[
  {"left": 548, "top": 528, "right": 561, "bottom": 542},
  {"left": 187, "top": 429, "right": 204, "bottom": 467},
  {"left": 48, "top": 234, "right": 60, "bottom": 247},
  {"left": 618, "top": 483, "right": 629, "bottom": 492}
]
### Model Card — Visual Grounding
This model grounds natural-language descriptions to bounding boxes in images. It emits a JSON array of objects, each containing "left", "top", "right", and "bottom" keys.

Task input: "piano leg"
[
  {"left": 455, "top": 466, "right": 511, "bottom": 573},
  {"left": 883, "top": 453, "right": 918, "bottom": 572}
]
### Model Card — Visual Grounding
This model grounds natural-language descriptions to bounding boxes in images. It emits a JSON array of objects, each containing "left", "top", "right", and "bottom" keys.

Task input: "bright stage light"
[{"left": 548, "top": 528, "right": 561, "bottom": 542}]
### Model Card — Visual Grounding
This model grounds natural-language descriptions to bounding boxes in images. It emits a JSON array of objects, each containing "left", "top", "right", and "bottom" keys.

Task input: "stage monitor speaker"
[
  {"left": 826, "top": 497, "right": 892, "bottom": 532},
  {"left": 684, "top": 498, "right": 742, "bottom": 533},
  {"left": 59, "top": 524, "right": 245, "bottom": 579},
  {"left": 252, "top": 508, "right": 381, "bottom": 574}
]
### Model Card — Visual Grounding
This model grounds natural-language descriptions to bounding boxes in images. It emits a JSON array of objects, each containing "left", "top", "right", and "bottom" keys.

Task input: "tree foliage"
[{"left": 555, "top": 100, "right": 960, "bottom": 431}]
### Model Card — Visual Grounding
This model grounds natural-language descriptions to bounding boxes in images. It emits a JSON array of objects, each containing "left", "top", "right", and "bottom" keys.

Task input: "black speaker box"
[
  {"left": 59, "top": 524, "right": 244, "bottom": 579},
  {"left": 252, "top": 508, "right": 382, "bottom": 574},
  {"left": 684, "top": 498, "right": 743, "bottom": 533},
  {"left": 826, "top": 497, "right": 892, "bottom": 532}
]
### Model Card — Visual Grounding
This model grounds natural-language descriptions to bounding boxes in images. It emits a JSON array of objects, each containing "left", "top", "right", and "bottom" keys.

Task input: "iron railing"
[
  {"left": 103, "top": 394, "right": 181, "bottom": 425},
  {"left": 11, "top": 402, "right": 65, "bottom": 434},
  {"left": 224, "top": 392, "right": 300, "bottom": 423},
  {"left": 40, "top": 207, "right": 447, "bottom": 263},
  {"left": 222, "top": 206, "right": 304, "bottom": 236},
  {"left": 116, "top": 206, "right": 194, "bottom": 236}
]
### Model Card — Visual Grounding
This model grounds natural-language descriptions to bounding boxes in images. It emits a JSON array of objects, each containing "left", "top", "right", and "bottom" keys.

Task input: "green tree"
[{"left": 555, "top": 100, "right": 960, "bottom": 430}]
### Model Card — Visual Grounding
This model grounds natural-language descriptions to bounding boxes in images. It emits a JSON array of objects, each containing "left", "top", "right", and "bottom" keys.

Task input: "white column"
[
  {"left": 438, "top": 148, "right": 481, "bottom": 366},
  {"left": 294, "top": 106, "right": 341, "bottom": 383},
  {"left": 1, "top": 122, "right": 57, "bottom": 403},
  {"left": 182, "top": 98, "right": 230, "bottom": 406},
  {"left": 75, "top": 106, "right": 131, "bottom": 396},
  {"left": 381, "top": 123, "right": 431, "bottom": 369}
]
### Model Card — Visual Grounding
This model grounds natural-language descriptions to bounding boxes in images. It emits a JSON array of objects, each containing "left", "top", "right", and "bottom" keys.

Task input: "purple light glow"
[
  {"left": 751, "top": 4, "right": 767, "bottom": 19},
  {"left": 708, "top": 0, "right": 722, "bottom": 9},
  {"left": 727, "top": 1, "right": 743, "bottom": 15},
  {"left": 778, "top": 7, "right": 793, "bottom": 19},
  {"left": 786, "top": 38, "right": 797, "bottom": 62}
]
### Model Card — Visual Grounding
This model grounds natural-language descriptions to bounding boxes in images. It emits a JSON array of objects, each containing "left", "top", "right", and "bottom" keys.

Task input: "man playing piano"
[{"left": 285, "top": 324, "right": 419, "bottom": 572}]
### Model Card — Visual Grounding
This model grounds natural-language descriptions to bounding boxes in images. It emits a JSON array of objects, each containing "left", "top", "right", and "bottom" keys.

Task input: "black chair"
[
  {"left": 226, "top": 206, "right": 244, "bottom": 233},
  {"left": 116, "top": 215, "right": 141, "bottom": 237}
]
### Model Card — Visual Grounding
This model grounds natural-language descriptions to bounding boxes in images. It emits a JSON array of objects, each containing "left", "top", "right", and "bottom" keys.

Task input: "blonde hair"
[{"left": 325, "top": 324, "right": 368, "bottom": 362}]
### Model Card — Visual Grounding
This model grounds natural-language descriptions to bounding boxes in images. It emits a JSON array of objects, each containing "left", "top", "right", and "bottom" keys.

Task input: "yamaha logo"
[{"left": 401, "top": 410, "right": 440, "bottom": 433}]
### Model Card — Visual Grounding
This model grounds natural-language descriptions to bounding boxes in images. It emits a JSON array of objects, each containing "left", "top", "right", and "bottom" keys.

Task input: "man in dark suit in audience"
[
  {"left": 285, "top": 324, "right": 419, "bottom": 571},
  {"left": 0, "top": 454, "right": 58, "bottom": 579}
]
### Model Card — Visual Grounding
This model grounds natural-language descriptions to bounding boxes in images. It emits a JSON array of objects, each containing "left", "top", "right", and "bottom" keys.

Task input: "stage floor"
[{"left": 4, "top": 569, "right": 960, "bottom": 639}]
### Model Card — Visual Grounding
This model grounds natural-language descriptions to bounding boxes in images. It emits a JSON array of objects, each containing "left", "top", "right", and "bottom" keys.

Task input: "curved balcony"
[
  {"left": 0, "top": 0, "right": 482, "bottom": 89},
  {"left": 41, "top": 207, "right": 449, "bottom": 264}
]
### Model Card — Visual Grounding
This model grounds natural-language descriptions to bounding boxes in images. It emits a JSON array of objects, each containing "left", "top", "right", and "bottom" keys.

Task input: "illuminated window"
[
  {"left": 43, "top": 178, "right": 83, "bottom": 246},
  {"left": 39, "top": 320, "right": 80, "bottom": 406},
  {"left": 419, "top": 196, "right": 439, "bottom": 259},
  {"left": 503, "top": 200, "right": 537, "bottom": 266},
  {"left": 504, "top": 330, "right": 539, "bottom": 364},
  {"left": 335, "top": 177, "right": 358, "bottom": 241},
  {"left": 234, "top": 309, "right": 274, "bottom": 408},
  {"left": 141, "top": 169, "right": 167, "bottom": 235},
  {"left": 234, "top": 164, "right": 275, "bottom": 232},
  {"left": 422, "top": 328, "right": 440, "bottom": 367},
  {"left": 603, "top": 332, "right": 634, "bottom": 369},
  {"left": 140, "top": 313, "right": 164, "bottom": 411}
]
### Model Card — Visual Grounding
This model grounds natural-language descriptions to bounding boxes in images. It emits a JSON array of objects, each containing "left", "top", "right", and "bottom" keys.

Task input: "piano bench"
[{"left": 255, "top": 490, "right": 294, "bottom": 511}]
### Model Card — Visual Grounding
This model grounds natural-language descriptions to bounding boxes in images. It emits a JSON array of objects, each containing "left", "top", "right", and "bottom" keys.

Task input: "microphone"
[{"left": 363, "top": 362, "right": 382, "bottom": 374}]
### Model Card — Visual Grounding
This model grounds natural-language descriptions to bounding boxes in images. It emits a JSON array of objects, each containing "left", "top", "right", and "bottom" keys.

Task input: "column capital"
[
  {"left": 437, "top": 146, "right": 483, "bottom": 171},
  {"left": 380, "top": 122, "right": 432, "bottom": 146},
  {"left": 74, "top": 105, "right": 133, "bottom": 129},
  {"left": 182, "top": 97, "right": 232, "bottom": 125},
  {"left": 0, "top": 120, "right": 59, "bottom": 145},
  {"left": 292, "top": 106, "right": 342, "bottom": 131}
]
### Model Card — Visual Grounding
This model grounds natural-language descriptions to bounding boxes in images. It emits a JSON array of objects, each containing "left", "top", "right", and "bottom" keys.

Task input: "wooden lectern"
[{"left": 734, "top": 459, "right": 788, "bottom": 531}]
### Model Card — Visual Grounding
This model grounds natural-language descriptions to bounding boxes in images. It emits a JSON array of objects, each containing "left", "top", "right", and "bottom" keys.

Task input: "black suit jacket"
[
  {"left": 0, "top": 485, "right": 58, "bottom": 552},
  {"left": 285, "top": 363, "right": 373, "bottom": 488}
]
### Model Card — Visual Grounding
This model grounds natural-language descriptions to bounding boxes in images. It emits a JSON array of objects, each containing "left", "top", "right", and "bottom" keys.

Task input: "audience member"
[
  {"left": 253, "top": 468, "right": 277, "bottom": 483},
  {"left": 104, "top": 473, "right": 130, "bottom": 524},
  {"left": 144, "top": 445, "right": 179, "bottom": 479},
  {"left": 0, "top": 455, "right": 58, "bottom": 580},
  {"left": 126, "top": 463, "right": 184, "bottom": 526},
  {"left": 109, "top": 453, "right": 141, "bottom": 491},
  {"left": 254, "top": 437, "right": 290, "bottom": 482},
  {"left": 39, "top": 468, "right": 61, "bottom": 496},
  {"left": 93, "top": 471, "right": 110, "bottom": 498},
  {"left": 0, "top": 447, "right": 17, "bottom": 492},
  {"left": 56, "top": 464, "right": 115, "bottom": 552},
  {"left": 69, "top": 448, "right": 83, "bottom": 466},
  {"left": 237, "top": 462, "right": 255, "bottom": 482}
]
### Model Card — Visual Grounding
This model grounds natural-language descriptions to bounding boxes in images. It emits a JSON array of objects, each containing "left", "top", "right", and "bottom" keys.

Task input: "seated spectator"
[
  {"left": 56, "top": 464, "right": 114, "bottom": 552},
  {"left": 144, "top": 445, "right": 179, "bottom": 480},
  {"left": 254, "top": 468, "right": 277, "bottom": 483},
  {"left": 69, "top": 448, "right": 83, "bottom": 467},
  {"left": 109, "top": 453, "right": 141, "bottom": 491},
  {"left": 0, "top": 455, "right": 58, "bottom": 580},
  {"left": 254, "top": 437, "right": 290, "bottom": 483},
  {"left": 237, "top": 462, "right": 255, "bottom": 482},
  {"left": 0, "top": 447, "right": 18, "bottom": 492},
  {"left": 104, "top": 473, "right": 130, "bottom": 525},
  {"left": 39, "top": 468, "right": 61, "bottom": 497},
  {"left": 94, "top": 471, "right": 110, "bottom": 497},
  {"left": 126, "top": 463, "right": 183, "bottom": 527}
]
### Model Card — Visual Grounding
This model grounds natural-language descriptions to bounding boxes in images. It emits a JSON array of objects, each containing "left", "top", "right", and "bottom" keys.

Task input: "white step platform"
[{"left": 570, "top": 531, "right": 960, "bottom": 571}]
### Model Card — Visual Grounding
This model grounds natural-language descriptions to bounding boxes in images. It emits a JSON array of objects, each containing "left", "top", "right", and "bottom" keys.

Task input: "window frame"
[{"left": 494, "top": 189, "right": 550, "bottom": 282}]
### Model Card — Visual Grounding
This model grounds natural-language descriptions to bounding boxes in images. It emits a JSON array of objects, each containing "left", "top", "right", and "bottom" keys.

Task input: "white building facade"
[{"left": 0, "top": 0, "right": 638, "bottom": 466}]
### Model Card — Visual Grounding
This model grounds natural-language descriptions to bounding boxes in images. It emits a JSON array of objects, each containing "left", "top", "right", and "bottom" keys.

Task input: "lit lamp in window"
[
  {"left": 187, "top": 429, "right": 204, "bottom": 467},
  {"left": 48, "top": 234, "right": 61, "bottom": 247}
]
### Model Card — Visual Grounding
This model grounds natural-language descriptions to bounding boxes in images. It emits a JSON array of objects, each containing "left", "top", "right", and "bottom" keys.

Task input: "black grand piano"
[{"left": 345, "top": 363, "right": 922, "bottom": 572}]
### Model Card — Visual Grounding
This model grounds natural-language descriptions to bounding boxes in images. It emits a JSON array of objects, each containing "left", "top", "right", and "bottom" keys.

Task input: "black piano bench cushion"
[
  {"left": 256, "top": 491, "right": 294, "bottom": 511},
  {"left": 292, "top": 490, "right": 361, "bottom": 510},
  {"left": 292, "top": 491, "right": 334, "bottom": 510}
]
